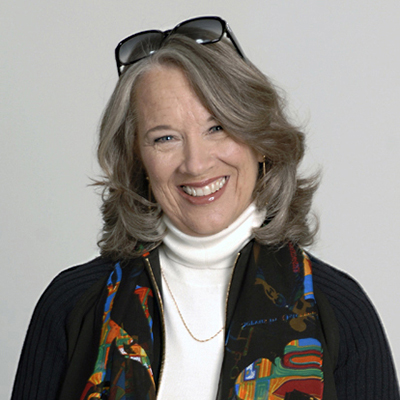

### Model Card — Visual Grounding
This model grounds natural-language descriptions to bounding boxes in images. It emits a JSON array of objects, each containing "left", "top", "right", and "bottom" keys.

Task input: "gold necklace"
[{"left": 160, "top": 253, "right": 240, "bottom": 343}]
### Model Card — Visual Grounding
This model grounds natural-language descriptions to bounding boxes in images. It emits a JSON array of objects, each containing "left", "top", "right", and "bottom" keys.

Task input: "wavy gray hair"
[{"left": 96, "top": 34, "right": 319, "bottom": 260}]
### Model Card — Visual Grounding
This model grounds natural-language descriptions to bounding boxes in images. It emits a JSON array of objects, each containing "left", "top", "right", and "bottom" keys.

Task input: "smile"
[{"left": 182, "top": 177, "right": 227, "bottom": 197}]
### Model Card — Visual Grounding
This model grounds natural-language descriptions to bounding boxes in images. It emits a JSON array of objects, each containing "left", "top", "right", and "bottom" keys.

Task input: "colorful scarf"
[{"left": 60, "top": 241, "right": 336, "bottom": 400}]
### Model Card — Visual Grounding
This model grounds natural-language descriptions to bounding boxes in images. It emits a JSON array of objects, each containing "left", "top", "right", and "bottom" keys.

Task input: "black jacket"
[{"left": 12, "top": 242, "right": 400, "bottom": 399}]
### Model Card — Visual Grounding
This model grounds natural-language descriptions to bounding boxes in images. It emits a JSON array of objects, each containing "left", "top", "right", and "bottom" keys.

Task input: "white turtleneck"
[{"left": 157, "top": 203, "right": 265, "bottom": 400}]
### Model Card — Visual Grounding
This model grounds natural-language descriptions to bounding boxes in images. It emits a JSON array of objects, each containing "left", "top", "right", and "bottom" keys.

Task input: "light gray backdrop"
[{"left": 1, "top": 1, "right": 399, "bottom": 397}]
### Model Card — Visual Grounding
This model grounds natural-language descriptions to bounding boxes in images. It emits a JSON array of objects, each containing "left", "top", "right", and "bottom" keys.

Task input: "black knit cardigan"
[{"left": 11, "top": 253, "right": 400, "bottom": 399}]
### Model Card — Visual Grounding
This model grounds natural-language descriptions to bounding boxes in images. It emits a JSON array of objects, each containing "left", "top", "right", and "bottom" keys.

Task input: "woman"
[{"left": 12, "top": 16, "right": 399, "bottom": 400}]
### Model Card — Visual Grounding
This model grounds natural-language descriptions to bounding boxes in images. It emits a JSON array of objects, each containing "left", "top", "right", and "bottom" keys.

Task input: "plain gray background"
[{"left": 2, "top": 0, "right": 399, "bottom": 397}]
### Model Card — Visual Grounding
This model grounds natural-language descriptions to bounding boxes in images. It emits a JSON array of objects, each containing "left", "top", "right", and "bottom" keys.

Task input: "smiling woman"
[
  {"left": 97, "top": 31, "right": 316, "bottom": 260},
  {"left": 12, "top": 16, "right": 399, "bottom": 400},
  {"left": 136, "top": 66, "right": 262, "bottom": 236}
]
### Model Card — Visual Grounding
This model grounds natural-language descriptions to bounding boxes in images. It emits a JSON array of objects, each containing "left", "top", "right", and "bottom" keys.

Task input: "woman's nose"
[{"left": 179, "top": 137, "right": 214, "bottom": 176}]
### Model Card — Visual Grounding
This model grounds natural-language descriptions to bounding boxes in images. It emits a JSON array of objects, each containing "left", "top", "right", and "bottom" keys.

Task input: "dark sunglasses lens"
[
  {"left": 118, "top": 32, "right": 164, "bottom": 65},
  {"left": 175, "top": 19, "right": 224, "bottom": 43}
]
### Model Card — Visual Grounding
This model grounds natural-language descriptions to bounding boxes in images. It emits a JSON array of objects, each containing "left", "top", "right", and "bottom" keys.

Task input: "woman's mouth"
[{"left": 181, "top": 177, "right": 227, "bottom": 197}]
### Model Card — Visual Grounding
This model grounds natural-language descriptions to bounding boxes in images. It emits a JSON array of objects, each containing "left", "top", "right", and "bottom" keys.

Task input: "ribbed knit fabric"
[
  {"left": 11, "top": 254, "right": 399, "bottom": 399},
  {"left": 11, "top": 257, "right": 113, "bottom": 400},
  {"left": 311, "top": 255, "right": 399, "bottom": 399}
]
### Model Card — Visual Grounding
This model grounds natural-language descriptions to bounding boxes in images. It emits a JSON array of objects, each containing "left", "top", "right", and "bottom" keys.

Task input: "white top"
[{"left": 157, "top": 203, "right": 265, "bottom": 400}]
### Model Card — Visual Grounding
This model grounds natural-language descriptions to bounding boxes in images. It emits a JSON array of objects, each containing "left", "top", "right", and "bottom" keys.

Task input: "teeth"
[
  {"left": 203, "top": 185, "right": 211, "bottom": 196},
  {"left": 182, "top": 177, "right": 226, "bottom": 197}
]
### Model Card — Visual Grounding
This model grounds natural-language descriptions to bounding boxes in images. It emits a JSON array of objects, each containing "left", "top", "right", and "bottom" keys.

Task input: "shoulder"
[
  {"left": 24, "top": 256, "right": 116, "bottom": 358},
  {"left": 308, "top": 252, "right": 380, "bottom": 334},
  {"left": 308, "top": 252, "right": 382, "bottom": 342},
  {"left": 48, "top": 256, "right": 115, "bottom": 294},
  {"left": 308, "top": 253, "right": 366, "bottom": 298},
  {"left": 11, "top": 258, "right": 116, "bottom": 400},
  {"left": 308, "top": 253, "right": 400, "bottom": 397},
  {"left": 33, "top": 257, "right": 115, "bottom": 331}
]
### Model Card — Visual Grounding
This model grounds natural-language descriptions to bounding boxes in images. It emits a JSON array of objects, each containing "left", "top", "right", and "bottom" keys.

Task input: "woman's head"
[
  {"left": 136, "top": 65, "right": 262, "bottom": 237},
  {"left": 97, "top": 21, "right": 318, "bottom": 259}
]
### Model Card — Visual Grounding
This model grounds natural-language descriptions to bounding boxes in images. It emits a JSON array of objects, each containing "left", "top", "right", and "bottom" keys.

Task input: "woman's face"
[{"left": 136, "top": 66, "right": 262, "bottom": 236}]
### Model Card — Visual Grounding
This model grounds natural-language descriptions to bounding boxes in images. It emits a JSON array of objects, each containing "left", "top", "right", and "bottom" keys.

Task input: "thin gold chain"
[{"left": 160, "top": 253, "right": 240, "bottom": 343}]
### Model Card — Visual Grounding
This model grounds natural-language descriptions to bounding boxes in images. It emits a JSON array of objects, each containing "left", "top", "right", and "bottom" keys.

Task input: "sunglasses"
[{"left": 115, "top": 16, "right": 246, "bottom": 76}]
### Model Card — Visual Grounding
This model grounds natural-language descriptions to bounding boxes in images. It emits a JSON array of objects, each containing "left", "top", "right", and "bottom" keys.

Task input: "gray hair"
[{"left": 96, "top": 34, "right": 319, "bottom": 260}]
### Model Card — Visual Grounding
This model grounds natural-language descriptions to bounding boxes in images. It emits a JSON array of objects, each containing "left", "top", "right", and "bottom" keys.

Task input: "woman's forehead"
[{"left": 135, "top": 66, "right": 209, "bottom": 121}]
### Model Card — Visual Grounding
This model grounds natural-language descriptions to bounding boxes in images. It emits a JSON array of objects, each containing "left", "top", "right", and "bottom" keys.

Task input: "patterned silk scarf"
[
  {"left": 218, "top": 242, "right": 325, "bottom": 399},
  {"left": 63, "top": 241, "right": 333, "bottom": 400}
]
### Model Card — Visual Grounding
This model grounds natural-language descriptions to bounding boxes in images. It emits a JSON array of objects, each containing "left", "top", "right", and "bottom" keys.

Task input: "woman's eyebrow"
[
  {"left": 145, "top": 125, "right": 173, "bottom": 136},
  {"left": 145, "top": 117, "right": 216, "bottom": 136}
]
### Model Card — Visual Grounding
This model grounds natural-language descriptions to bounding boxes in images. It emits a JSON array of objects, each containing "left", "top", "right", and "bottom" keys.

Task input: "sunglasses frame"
[{"left": 115, "top": 16, "right": 246, "bottom": 76}]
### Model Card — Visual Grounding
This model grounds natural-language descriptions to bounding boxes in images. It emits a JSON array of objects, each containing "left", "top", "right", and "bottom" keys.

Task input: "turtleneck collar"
[{"left": 160, "top": 203, "right": 266, "bottom": 270}]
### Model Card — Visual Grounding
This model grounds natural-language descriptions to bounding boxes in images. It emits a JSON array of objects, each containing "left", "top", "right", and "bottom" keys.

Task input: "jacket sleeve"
[
  {"left": 311, "top": 255, "right": 400, "bottom": 399},
  {"left": 11, "top": 258, "right": 113, "bottom": 400},
  {"left": 11, "top": 273, "right": 72, "bottom": 400}
]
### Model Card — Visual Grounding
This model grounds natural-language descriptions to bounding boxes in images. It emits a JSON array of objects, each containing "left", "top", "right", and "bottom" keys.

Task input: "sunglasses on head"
[{"left": 115, "top": 16, "right": 246, "bottom": 76}]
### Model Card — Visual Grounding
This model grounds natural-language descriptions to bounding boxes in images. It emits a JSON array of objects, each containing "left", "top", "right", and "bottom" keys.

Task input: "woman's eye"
[
  {"left": 209, "top": 125, "right": 223, "bottom": 133},
  {"left": 154, "top": 135, "right": 174, "bottom": 143}
]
